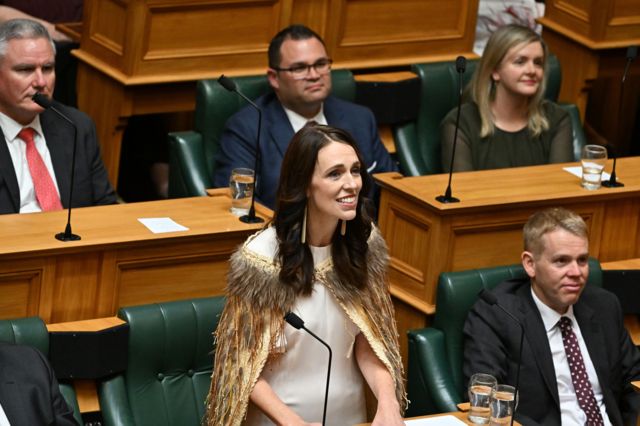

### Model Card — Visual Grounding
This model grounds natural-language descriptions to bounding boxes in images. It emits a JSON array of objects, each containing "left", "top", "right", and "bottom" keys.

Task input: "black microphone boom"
[
  {"left": 602, "top": 46, "right": 636, "bottom": 188},
  {"left": 479, "top": 289, "right": 523, "bottom": 426},
  {"left": 284, "top": 312, "right": 331, "bottom": 426},
  {"left": 436, "top": 55, "right": 467, "bottom": 204},
  {"left": 217, "top": 75, "right": 264, "bottom": 224},
  {"left": 32, "top": 93, "right": 80, "bottom": 241}
]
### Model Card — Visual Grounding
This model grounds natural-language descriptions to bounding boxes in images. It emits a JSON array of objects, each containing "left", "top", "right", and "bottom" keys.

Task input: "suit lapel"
[
  {"left": 0, "top": 127, "right": 21, "bottom": 212},
  {"left": 518, "top": 285, "right": 561, "bottom": 407},
  {"left": 574, "top": 302, "right": 611, "bottom": 399},
  {"left": 40, "top": 109, "right": 72, "bottom": 207},
  {"left": 264, "top": 98, "right": 294, "bottom": 159}
]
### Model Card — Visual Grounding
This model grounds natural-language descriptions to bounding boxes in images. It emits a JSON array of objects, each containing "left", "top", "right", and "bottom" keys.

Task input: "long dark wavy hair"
[{"left": 273, "top": 123, "right": 373, "bottom": 295}]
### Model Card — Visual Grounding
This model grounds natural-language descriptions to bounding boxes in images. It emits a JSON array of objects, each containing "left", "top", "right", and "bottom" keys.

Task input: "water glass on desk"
[
  {"left": 229, "top": 168, "right": 255, "bottom": 216},
  {"left": 489, "top": 384, "right": 517, "bottom": 425},
  {"left": 469, "top": 373, "right": 497, "bottom": 424},
  {"left": 581, "top": 145, "right": 607, "bottom": 190}
]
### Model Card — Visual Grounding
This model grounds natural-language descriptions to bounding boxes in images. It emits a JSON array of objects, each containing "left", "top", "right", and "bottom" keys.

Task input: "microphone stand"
[
  {"left": 218, "top": 75, "right": 264, "bottom": 223},
  {"left": 602, "top": 46, "right": 635, "bottom": 188},
  {"left": 436, "top": 56, "right": 466, "bottom": 203},
  {"left": 284, "top": 312, "right": 331, "bottom": 426},
  {"left": 32, "top": 93, "right": 81, "bottom": 241}
]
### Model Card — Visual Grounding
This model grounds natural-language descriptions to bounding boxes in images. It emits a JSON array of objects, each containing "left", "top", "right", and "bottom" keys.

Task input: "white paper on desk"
[
  {"left": 138, "top": 217, "right": 189, "bottom": 233},
  {"left": 563, "top": 166, "right": 611, "bottom": 181},
  {"left": 405, "top": 415, "right": 467, "bottom": 425}
]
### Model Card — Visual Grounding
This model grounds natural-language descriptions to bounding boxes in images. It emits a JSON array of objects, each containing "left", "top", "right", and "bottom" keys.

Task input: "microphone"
[
  {"left": 284, "top": 312, "right": 331, "bottom": 426},
  {"left": 601, "top": 144, "right": 623, "bottom": 188},
  {"left": 479, "top": 289, "right": 523, "bottom": 426},
  {"left": 217, "top": 75, "right": 264, "bottom": 224},
  {"left": 436, "top": 55, "right": 466, "bottom": 204},
  {"left": 32, "top": 93, "right": 81, "bottom": 242},
  {"left": 602, "top": 46, "right": 636, "bottom": 188}
]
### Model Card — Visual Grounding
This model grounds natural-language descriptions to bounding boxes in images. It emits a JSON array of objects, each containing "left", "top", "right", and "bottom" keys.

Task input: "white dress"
[{"left": 244, "top": 227, "right": 367, "bottom": 425}]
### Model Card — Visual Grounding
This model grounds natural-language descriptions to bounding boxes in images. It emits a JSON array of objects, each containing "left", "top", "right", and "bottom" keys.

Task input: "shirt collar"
[
  {"left": 531, "top": 286, "right": 577, "bottom": 332},
  {"left": 283, "top": 104, "right": 327, "bottom": 134},
  {"left": 0, "top": 112, "right": 44, "bottom": 142}
]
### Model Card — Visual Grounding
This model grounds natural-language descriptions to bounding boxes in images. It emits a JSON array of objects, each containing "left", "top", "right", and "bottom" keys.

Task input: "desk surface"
[
  {"left": 356, "top": 411, "right": 521, "bottom": 425},
  {"left": 0, "top": 192, "right": 269, "bottom": 257},
  {"left": 375, "top": 157, "right": 640, "bottom": 214}
]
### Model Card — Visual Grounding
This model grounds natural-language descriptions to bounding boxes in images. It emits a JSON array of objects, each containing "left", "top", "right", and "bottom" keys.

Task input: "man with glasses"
[{"left": 214, "top": 24, "right": 396, "bottom": 209}]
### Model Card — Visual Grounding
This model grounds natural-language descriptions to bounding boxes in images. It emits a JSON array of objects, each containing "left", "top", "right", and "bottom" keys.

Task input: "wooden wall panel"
[
  {"left": 326, "top": 0, "right": 478, "bottom": 67},
  {"left": 0, "top": 259, "right": 52, "bottom": 319}
]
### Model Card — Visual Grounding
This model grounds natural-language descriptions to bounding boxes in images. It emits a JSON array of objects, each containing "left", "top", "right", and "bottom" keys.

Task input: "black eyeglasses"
[{"left": 273, "top": 58, "right": 333, "bottom": 80}]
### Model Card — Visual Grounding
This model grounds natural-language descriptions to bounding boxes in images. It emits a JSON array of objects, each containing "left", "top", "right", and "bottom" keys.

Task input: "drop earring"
[
  {"left": 301, "top": 205, "right": 307, "bottom": 244},
  {"left": 340, "top": 219, "right": 346, "bottom": 236}
]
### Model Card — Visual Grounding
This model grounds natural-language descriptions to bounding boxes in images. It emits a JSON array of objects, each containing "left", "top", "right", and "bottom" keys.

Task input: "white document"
[
  {"left": 404, "top": 414, "right": 467, "bottom": 425},
  {"left": 138, "top": 217, "right": 189, "bottom": 234},
  {"left": 563, "top": 166, "right": 611, "bottom": 181}
]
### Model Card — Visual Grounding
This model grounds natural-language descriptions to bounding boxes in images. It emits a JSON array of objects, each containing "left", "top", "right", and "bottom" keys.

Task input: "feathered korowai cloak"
[{"left": 204, "top": 226, "right": 407, "bottom": 425}]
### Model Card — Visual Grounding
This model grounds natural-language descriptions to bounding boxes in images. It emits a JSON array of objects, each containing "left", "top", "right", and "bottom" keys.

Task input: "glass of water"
[
  {"left": 468, "top": 373, "right": 497, "bottom": 424},
  {"left": 229, "top": 168, "right": 255, "bottom": 216},
  {"left": 489, "top": 384, "right": 518, "bottom": 425},
  {"left": 580, "top": 145, "right": 607, "bottom": 190}
]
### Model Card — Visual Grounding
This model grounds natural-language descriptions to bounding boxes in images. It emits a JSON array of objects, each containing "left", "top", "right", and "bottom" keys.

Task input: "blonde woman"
[{"left": 441, "top": 24, "right": 573, "bottom": 172}]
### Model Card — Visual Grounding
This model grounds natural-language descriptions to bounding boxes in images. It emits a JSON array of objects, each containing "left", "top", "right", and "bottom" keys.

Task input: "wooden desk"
[
  {"left": 356, "top": 411, "right": 521, "bottom": 425},
  {"left": 0, "top": 193, "right": 269, "bottom": 323},
  {"left": 376, "top": 157, "right": 640, "bottom": 311}
]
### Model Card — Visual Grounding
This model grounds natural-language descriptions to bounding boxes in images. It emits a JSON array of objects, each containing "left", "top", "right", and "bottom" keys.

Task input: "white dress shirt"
[
  {"left": 283, "top": 105, "right": 327, "bottom": 134},
  {"left": 0, "top": 401, "right": 10, "bottom": 425},
  {"left": 531, "top": 288, "right": 611, "bottom": 425},
  {"left": 0, "top": 112, "right": 60, "bottom": 213}
]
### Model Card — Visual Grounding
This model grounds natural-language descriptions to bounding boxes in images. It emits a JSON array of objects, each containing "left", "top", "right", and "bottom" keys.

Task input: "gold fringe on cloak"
[{"left": 204, "top": 226, "right": 407, "bottom": 425}]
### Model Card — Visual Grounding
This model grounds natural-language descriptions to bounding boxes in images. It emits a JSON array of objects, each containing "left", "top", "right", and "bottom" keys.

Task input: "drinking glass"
[
  {"left": 468, "top": 373, "right": 497, "bottom": 424},
  {"left": 229, "top": 168, "right": 255, "bottom": 216},
  {"left": 580, "top": 145, "right": 607, "bottom": 190},
  {"left": 489, "top": 384, "right": 518, "bottom": 426}
]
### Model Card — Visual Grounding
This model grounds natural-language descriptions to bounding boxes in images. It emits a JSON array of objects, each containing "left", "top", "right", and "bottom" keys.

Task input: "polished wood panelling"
[
  {"left": 0, "top": 194, "right": 267, "bottom": 322},
  {"left": 376, "top": 157, "right": 640, "bottom": 309}
]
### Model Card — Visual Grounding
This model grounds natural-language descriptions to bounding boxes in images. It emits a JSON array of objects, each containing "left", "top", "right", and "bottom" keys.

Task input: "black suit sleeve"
[
  {"left": 34, "top": 348, "right": 78, "bottom": 426},
  {"left": 83, "top": 117, "right": 117, "bottom": 206}
]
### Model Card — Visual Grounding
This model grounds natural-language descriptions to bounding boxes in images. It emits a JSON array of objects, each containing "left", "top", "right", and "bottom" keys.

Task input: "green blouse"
[{"left": 440, "top": 101, "right": 574, "bottom": 172}]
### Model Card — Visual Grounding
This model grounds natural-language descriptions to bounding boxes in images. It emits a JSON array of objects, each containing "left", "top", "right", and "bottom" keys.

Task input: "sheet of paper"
[
  {"left": 138, "top": 217, "right": 189, "bottom": 234},
  {"left": 563, "top": 166, "right": 611, "bottom": 181},
  {"left": 404, "top": 414, "right": 467, "bottom": 425}
]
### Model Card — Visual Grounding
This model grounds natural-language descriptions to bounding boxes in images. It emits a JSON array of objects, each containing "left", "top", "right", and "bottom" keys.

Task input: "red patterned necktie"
[
  {"left": 18, "top": 127, "right": 63, "bottom": 211},
  {"left": 558, "top": 317, "right": 605, "bottom": 425}
]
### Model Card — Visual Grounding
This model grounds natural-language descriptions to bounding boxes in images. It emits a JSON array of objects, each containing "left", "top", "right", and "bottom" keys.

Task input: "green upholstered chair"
[
  {"left": 393, "top": 54, "right": 586, "bottom": 176},
  {"left": 168, "top": 70, "right": 357, "bottom": 198},
  {"left": 0, "top": 316, "right": 82, "bottom": 424},
  {"left": 405, "top": 258, "right": 602, "bottom": 417},
  {"left": 98, "top": 296, "right": 226, "bottom": 426}
]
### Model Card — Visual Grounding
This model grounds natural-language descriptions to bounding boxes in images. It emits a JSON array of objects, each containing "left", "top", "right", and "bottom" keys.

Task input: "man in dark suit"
[
  {"left": 0, "top": 18, "right": 116, "bottom": 214},
  {"left": 0, "top": 342, "right": 77, "bottom": 425},
  {"left": 464, "top": 207, "right": 640, "bottom": 425},
  {"left": 213, "top": 24, "right": 396, "bottom": 209}
]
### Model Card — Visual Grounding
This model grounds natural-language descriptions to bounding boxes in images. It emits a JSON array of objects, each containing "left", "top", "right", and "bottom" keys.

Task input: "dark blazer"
[
  {"left": 464, "top": 278, "right": 640, "bottom": 426},
  {"left": 0, "top": 103, "right": 117, "bottom": 214},
  {"left": 0, "top": 343, "right": 77, "bottom": 425},
  {"left": 213, "top": 93, "right": 397, "bottom": 209}
]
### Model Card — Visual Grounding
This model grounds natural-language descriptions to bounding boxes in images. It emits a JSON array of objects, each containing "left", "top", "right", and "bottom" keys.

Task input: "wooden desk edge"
[{"left": 47, "top": 317, "right": 126, "bottom": 332}]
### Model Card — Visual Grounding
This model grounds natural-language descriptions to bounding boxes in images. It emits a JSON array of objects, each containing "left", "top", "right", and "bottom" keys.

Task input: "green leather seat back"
[
  {"left": 406, "top": 258, "right": 602, "bottom": 416},
  {"left": 0, "top": 316, "right": 82, "bottom": 424},
  {"left": 100, "top": 296, "right": 226, "bottom": 426},
  {"left": 394, "top": 54, "right": 579, "bottom": 176},
  {"left": 0, "top": 316, "right": 49, "bottom": 354},
  {"left": 168, "top": 70, "right": 356, "bottom": 198}
]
